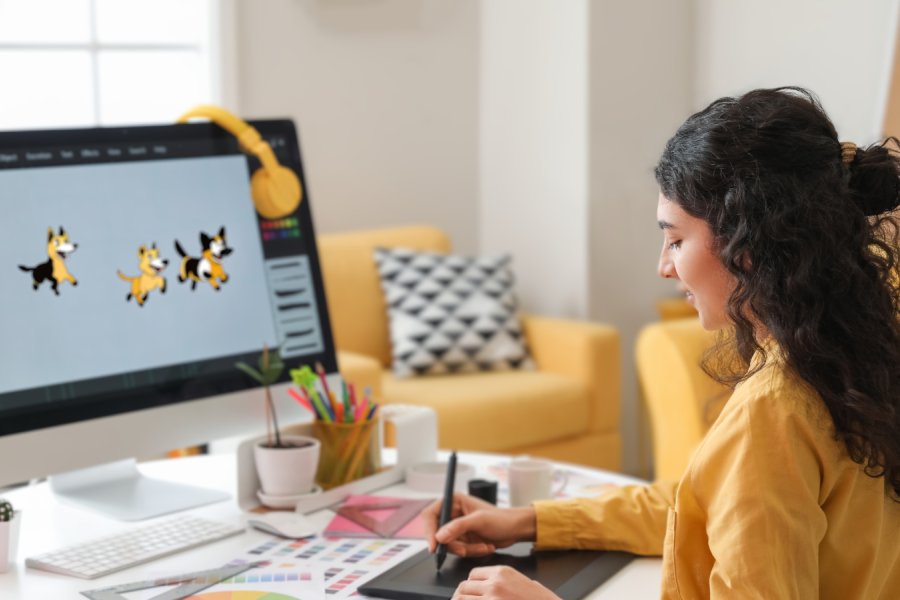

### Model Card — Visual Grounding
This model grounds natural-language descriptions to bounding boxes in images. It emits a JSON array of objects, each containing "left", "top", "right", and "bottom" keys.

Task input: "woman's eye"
[{"left": 668, "top": 240, "right": 681, "bottom": 250}]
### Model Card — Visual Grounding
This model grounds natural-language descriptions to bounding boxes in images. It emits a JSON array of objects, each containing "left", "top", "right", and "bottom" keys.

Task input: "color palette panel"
[
  {"left": 261, "top": 218, "right": 299, "bottom": 229},
  {"left": 261, "top": 218, "right": 301, "bottom": 241}
]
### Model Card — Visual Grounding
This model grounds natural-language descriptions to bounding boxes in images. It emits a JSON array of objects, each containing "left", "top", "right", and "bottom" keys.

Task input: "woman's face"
[{"left": 657, "top": 192, "right": 734, "bottom": 331}]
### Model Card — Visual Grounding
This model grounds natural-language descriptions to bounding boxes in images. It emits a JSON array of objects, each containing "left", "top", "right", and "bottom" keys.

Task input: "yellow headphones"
[{"left": 177, "top": 106, "right": 302, "bottom": 219}]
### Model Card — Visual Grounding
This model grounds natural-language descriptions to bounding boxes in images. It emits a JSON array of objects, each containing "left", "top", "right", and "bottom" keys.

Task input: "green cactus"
[{"left": 0, "top": 499, "right": 13, "bottom": 522}]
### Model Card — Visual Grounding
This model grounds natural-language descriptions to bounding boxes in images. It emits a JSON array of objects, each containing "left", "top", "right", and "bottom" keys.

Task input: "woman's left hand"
[{"left": 451, "top": 566, "right": 561, "bottom": 600}]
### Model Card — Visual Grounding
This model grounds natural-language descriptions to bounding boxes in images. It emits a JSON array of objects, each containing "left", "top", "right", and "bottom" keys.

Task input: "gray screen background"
[{"left": 0, "top": 156, "right": 279, "bottom": 395}]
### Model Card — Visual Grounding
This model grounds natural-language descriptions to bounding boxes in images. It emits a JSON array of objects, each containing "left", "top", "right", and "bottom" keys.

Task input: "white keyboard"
[{"left": 26, "top": 514, "right": 244, "bottom": 579}]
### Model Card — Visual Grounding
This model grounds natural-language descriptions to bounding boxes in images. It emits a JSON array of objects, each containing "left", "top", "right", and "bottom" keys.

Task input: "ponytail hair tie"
[{"left": 840, "top": 141, "right": 857, "bottom": 163}]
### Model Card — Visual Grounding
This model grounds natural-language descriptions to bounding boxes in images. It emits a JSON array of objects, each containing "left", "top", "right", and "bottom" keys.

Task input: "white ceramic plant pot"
[
  {"left": 0, "top": 511, "right": 21, "bottom": 575},
  {"left": 254, "top": 435, "right": 321, "bottom": 497}
]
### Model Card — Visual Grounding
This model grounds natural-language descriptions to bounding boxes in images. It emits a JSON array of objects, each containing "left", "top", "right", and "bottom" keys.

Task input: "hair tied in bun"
[{"left": 847, "top": 138, "right": 900, "bottom": 217}]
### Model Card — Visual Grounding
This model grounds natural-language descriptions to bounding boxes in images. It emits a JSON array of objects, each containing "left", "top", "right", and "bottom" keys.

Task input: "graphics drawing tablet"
[{"left": 358, "top": 543, "right": 634, "bottom": 600}]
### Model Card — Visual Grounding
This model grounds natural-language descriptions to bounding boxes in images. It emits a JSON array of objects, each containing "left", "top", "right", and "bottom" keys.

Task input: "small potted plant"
[
  {"left": 0, "top": 499, "right": 20, "bottom": 574},
  {"left": 236, "top": 345, "right": 320, "bottom": 501}
]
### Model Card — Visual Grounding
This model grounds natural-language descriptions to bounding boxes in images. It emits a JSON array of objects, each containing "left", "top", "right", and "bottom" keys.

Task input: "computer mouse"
[{"left": 247, "top": 512, "right": 317, "bottom": 539}]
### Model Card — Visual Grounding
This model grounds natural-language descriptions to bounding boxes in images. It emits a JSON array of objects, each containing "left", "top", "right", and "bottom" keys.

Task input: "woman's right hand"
[{"left": 422, "top": 492, "right": 537, "bottom": 558}]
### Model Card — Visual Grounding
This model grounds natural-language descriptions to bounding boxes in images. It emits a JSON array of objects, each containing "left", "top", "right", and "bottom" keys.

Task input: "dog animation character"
[
  {"left": 174, "top": 226, "right": 233, "bottom": 291},
  {"left": 117, "top": 243, "right": 168, "bottom": 306},
  {"left": 18, "top": 226, "right": 78, "bottom": 295}
]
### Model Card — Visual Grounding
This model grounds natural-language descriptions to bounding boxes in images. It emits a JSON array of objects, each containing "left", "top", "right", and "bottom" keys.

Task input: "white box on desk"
[{"left": 0, "top": 511, "right": 21, "bottom": 575}]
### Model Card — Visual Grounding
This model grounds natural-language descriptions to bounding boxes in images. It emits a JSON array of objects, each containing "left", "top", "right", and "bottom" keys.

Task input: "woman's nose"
[{"left": 658, "top": 250, "right": 676, "bottom": 279}]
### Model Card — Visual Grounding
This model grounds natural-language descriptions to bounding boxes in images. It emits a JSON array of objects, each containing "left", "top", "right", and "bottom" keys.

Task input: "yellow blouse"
[{"left": 534, "top": 353, "right": 900, "bottom": 599}]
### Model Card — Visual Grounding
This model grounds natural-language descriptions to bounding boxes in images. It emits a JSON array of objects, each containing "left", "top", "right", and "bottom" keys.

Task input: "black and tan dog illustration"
[
  {"left": 18, "top": 226, "right": 78, "bottom": 295},
  {"left": 117, "top": 243, "right": 168, "bottom": 306},
  {"left": 174, "top": 227, "right": 233, "bottom": 291}
]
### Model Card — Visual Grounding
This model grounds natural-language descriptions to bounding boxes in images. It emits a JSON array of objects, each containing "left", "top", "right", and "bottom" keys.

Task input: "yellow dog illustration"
[
  {"left": 18, "top": 226, "right": 78, "bottom": 295},
  {"left": 117, "top": 243, "right": 168, "bottom": 306},
  {"left": 175, "top": 227, "right": 233, "bottom": 291}
]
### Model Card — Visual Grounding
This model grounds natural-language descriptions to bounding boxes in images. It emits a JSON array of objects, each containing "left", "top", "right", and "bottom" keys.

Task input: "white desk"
[{"left": 0, "top": 452, "right": 662, "bottom": 599}]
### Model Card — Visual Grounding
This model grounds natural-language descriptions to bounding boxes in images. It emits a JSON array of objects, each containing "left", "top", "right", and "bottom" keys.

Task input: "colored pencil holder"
[{"left": 314, "top": 418, "right": 382, "bottom": 490}]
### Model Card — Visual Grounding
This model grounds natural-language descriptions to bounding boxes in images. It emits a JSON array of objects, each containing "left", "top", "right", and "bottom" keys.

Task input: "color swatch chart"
[
  {"left": 229, "top": 536, "right": 428, "bottom": 599},
  {"left": 248, "top": 538, "right": 313, "bottom": 557},
  {"left": 324, "top": 568, "right": 368, "bottom": 596},
  {"left": 139, "top": 562, "right": 323, "bottom": 600},
  {"left": 296, "top": 541, "right": 330, "bottom": 560},
  {"left": 368, "top": 542, "right": 411, "bottom": 567},
  {"left": 319, "top": 542, "right": 358, "bottom": 562},
  {"left": 222, "top": 567, "right": 314, "bottom": 584},
  {"left": 342, "top": 540, "right": 387, "bottom": 564}
]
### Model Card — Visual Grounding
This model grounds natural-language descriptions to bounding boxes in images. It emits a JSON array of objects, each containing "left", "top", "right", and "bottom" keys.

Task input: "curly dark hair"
[{"left": 655, "top": 87, "right": 900, "bottom": 499}]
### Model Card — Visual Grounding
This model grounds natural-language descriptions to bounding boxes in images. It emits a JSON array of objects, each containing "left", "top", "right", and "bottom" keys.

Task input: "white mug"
[{"left": 508, "top": 458, "right": 568, "bottom": 507}]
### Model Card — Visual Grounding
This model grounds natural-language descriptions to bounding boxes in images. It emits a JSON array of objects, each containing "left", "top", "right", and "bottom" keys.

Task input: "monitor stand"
[{"left": 48, "top": 459, "right": 230, "bottom": 521}]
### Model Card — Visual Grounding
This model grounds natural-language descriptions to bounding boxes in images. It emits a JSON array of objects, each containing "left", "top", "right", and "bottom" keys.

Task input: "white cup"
[{"left": 508, "top": 458, "right": 568, "bottom": 507}]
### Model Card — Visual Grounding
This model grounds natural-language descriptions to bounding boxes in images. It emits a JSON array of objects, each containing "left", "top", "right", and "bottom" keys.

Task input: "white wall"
[
  {"left": 695, "top": 0, "right": 899, "bottom": 144},
  {"left": 234, "top": 0, "right": 481, "bottom": 253},
  {"left": 589, "top": 0, "right": 696, "bottom": 476},
  {"left": 479, "top": 0, "right": 589, "bottom": 318}
]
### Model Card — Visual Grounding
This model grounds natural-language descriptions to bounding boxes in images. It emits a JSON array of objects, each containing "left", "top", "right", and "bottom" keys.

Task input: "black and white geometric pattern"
[{"left": 374, "top": 247, "right": 536, "bottom": 378}]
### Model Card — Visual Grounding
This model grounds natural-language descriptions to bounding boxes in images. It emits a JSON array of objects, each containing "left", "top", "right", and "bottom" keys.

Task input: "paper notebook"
[{"left": 323, "top": 495, "right": 434, "bottom": 539}]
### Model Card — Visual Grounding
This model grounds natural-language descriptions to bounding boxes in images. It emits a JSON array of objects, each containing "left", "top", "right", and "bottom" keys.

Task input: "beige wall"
[
  {"left": 589, "top": 0, "right": 696, "bottom": 476},
  {"left": 234, "top": 0, "right": 480, "bottom": 253},
  {"left": 695, "top": 0, "right": 899, "bottom": 143},
  {"left": 479, "top": 0, "right": 589, "bottom": 318}
]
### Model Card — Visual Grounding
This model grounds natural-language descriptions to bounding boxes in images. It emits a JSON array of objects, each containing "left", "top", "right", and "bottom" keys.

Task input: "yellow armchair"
[
  {"left": 318, "top": 226, "right": 622, "bottom": 470},
  {"left": 636, "top": 318, "right": 730, "bottom": 480}
]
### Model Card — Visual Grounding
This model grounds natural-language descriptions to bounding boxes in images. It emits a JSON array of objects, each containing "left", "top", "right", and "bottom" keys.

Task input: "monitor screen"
[{"left": 0, "top": 121, "right": 337, "bottom": 438}]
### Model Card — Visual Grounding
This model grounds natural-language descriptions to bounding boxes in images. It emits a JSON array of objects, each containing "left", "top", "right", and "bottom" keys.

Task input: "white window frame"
[{"left": 0, "top": 0, "right": 237, "bottom": 126}]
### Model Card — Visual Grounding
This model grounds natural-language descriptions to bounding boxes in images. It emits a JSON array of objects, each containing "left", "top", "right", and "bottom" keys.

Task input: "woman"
[{"left": 423, "top": 88, "right": 900, "bottom": 599}]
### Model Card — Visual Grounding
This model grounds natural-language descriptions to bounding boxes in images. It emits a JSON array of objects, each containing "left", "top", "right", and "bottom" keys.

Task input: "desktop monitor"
[{"left": 0, "top": 121, "right": 338, "bottom": 520}]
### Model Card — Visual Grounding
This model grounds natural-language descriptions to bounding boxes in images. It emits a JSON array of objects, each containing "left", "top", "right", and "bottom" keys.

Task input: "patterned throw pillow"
[{"left": 374, "top": 247, "right": 536, "bottom": 378}]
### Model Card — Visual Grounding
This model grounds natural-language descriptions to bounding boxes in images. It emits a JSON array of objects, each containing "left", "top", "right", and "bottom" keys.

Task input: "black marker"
[{"left": 435, "top": 451, "right": 457, "bottom": 571}]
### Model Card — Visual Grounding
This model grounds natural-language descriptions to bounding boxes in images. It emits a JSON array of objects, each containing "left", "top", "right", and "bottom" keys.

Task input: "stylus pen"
[{"left": 435, "top": 451, "right": 457, "bottom": 571}]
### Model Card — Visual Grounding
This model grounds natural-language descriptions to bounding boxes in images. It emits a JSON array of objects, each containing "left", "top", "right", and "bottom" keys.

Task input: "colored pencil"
[
  {"left": 342, "top": 382, "right": 353, "bottom": 422},
  {"left": 353, "top": 387, "right": 365, "bottom": 422},
  {"left": 367, "top": 403, "right": 379, "bottom": 421},
  {"left": 349, "top": 384, "right": 358, "bottom": 409},
  {"left": 287, "top": 388, "right": 315, "bottom": 415},
  {"left": 328, "top": 390, "right": 340, "bottom": 417},
  {"left": 357, "top": 392, "right": 369, "bottom": 423},
  {"left": 315, "top": 380, "right": 337, "bottom": 420},
  {"left": 310, "top": 387, "right": 334, "bottom": 423},
  {"left": 316, "top": 362, "right": 332, "bottom": 399}
]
